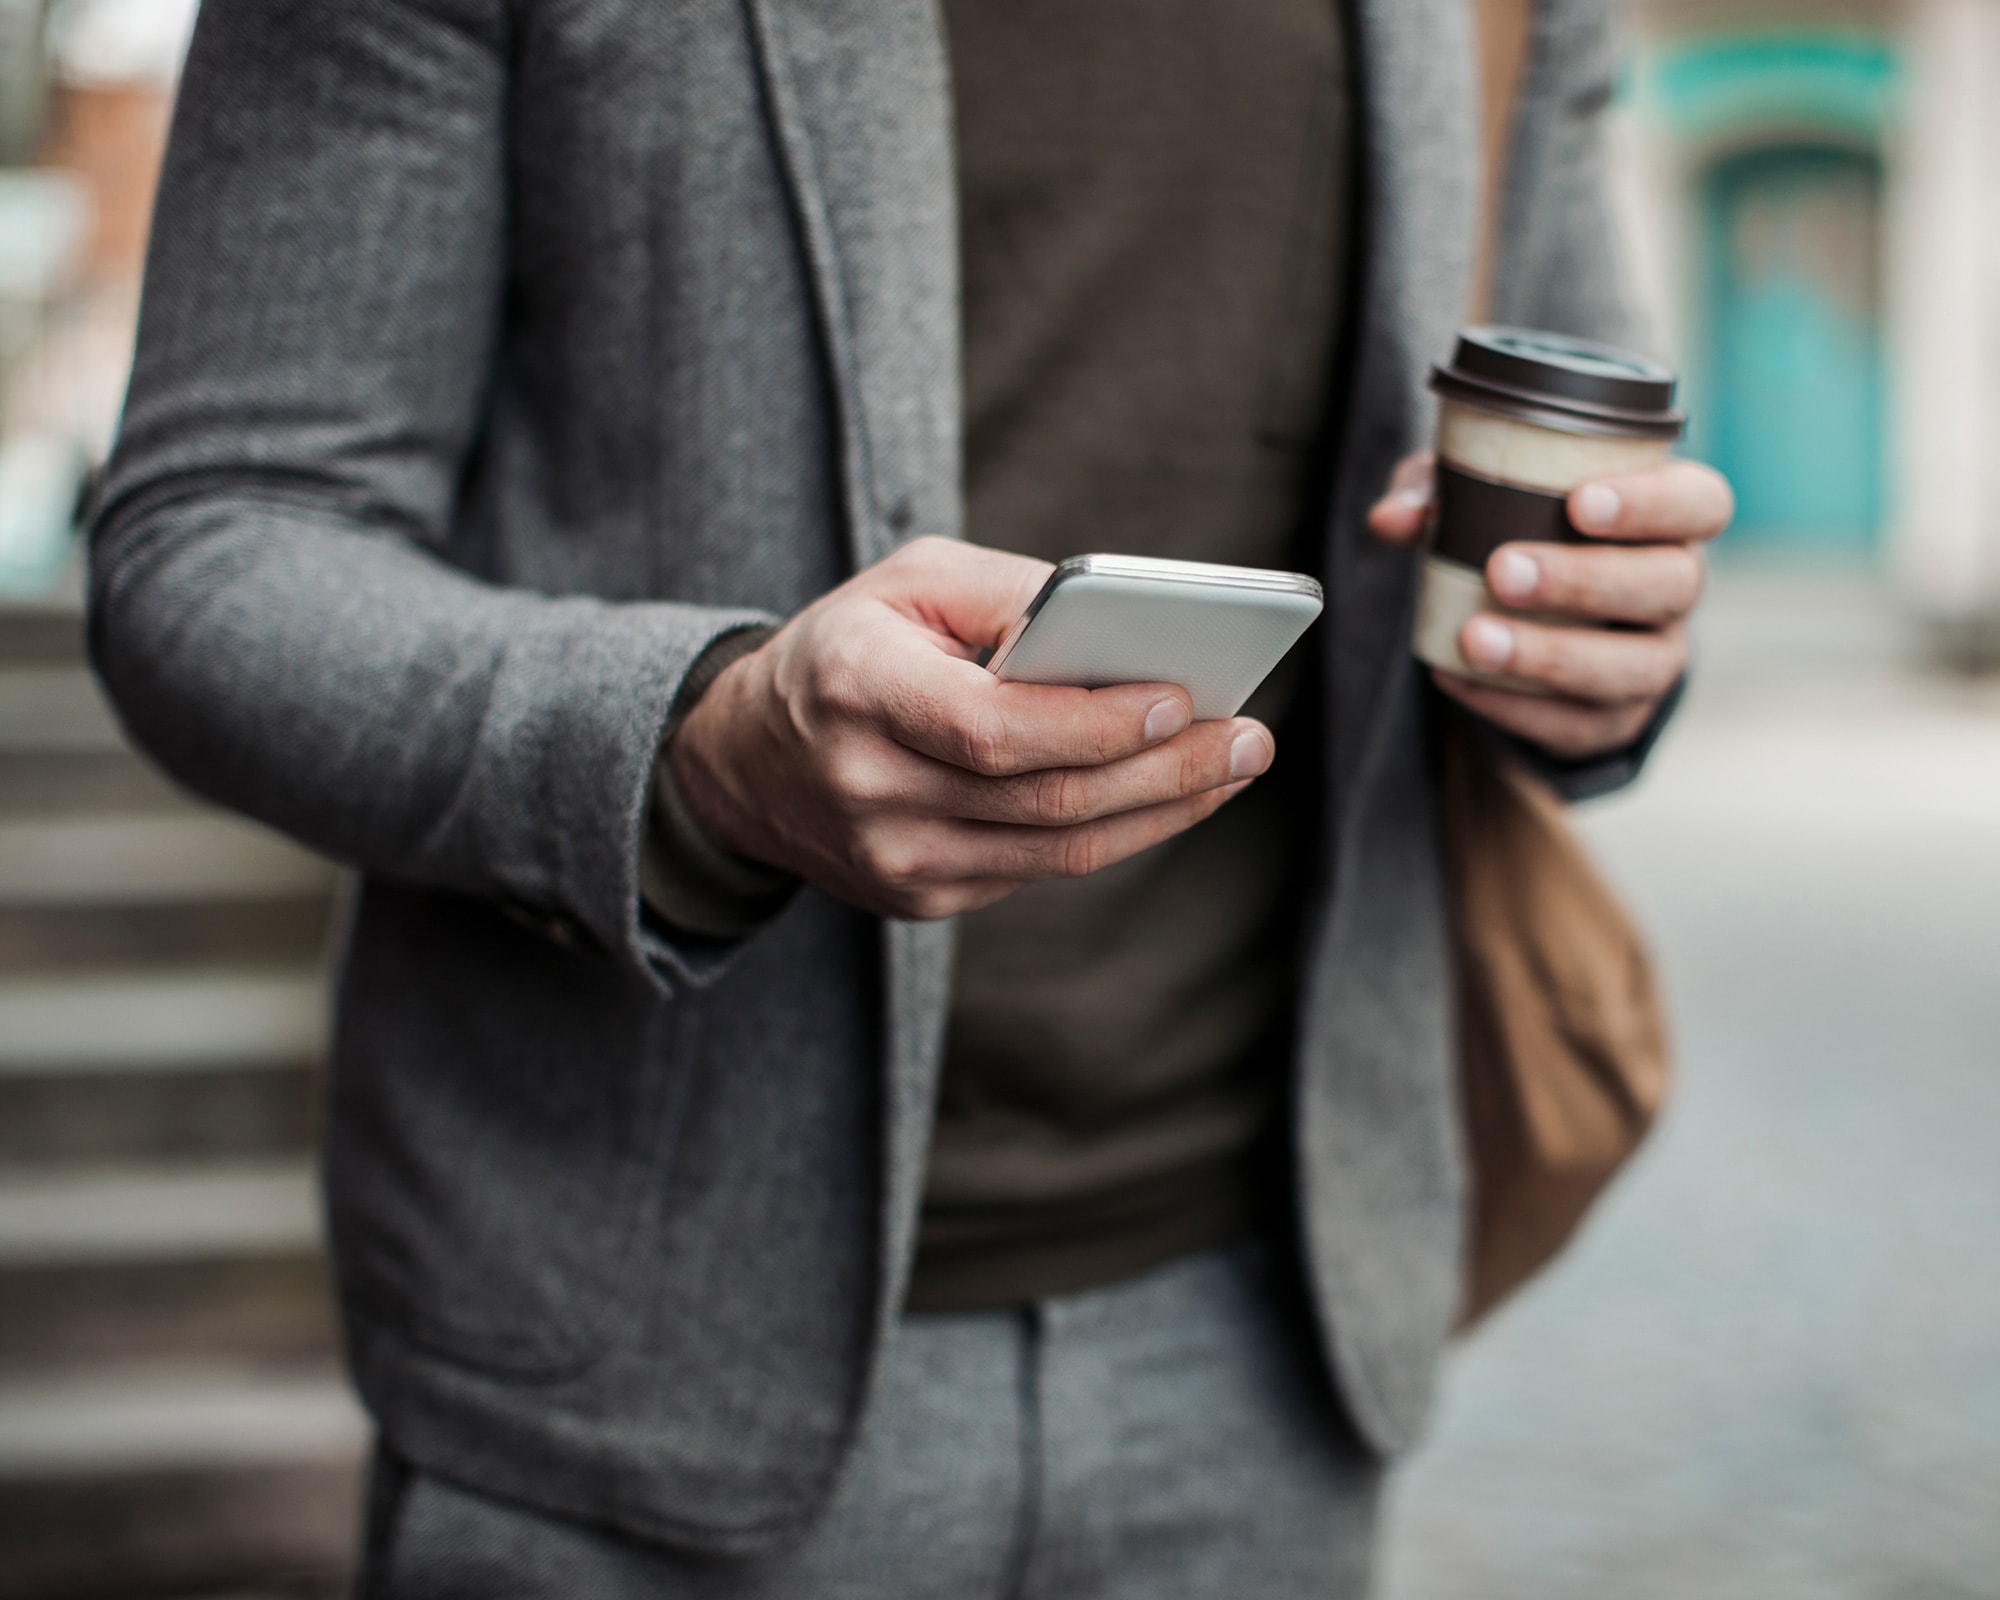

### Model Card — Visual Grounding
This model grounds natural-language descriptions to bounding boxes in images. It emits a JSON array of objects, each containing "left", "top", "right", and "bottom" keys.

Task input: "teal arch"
[
  {"left": 1642, "top": 32, "right": 1901, "bottom": 147},
  {"left": 1695, "top": 145, "right": 1886, "bottom": 559}
]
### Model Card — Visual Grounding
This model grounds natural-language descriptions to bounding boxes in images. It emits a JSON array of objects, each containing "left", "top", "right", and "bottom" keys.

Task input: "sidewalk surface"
[{"left": 1379, "top": 573, "right": 2000, "bottom": 1600}]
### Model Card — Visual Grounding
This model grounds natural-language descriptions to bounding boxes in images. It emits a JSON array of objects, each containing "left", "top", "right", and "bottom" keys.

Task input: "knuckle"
[
  {"left": 807, "top": 640, "right": 872, "bottom": 719},
  {"left": 854, "top": 831, "right": 924, "bottom": 889},
  {"left": 1579, "top": 554, "right": 1636, "bottom": 619},
  {"left": 1085, "top": 713, "right": 1114, "bottom": 768},
  {"left": 1538, "top": 552, "right": 1595, "bottom": 614},
  {"left": 1173, "top": 740, "right": 1214, "bottom": 796},
  {"left": 1632, "top": 552, "right": 1691, "bottom": 622},
  {"left": 824, "top": 742, "right": 892, "bottom": 810},
  {"left": 1641, "top": 649, "right": 1684, "bottom": 698},
  {"left": 1030, "top": 766, "right": 1087, "bottom": 826},
  {"left": 898, "top": 884, "right": 960, "bottom": 921},
  {"left": 956, "top": 703, "right": 1016, "bottom": 776},
  {"left": 1512, "top": 625, "right": 1567, "bottom": 683},
  {"left": 1675, "top": 548, "right": 1707, "bottom": 608},
  {"left": 1596, "top": 558, "right": 1641, "bottom": 617},
  {"left": 1637, "top": 624, "right": 1686, "bottom": 693},
  {"left": 1058, "top": 826, "right": 1109, "bottom": 879},
  {"left": 884, "top": 536, "right": 938, "bottom": 574}
]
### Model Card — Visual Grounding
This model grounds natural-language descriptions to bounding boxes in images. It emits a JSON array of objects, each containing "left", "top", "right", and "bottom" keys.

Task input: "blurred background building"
[
  {"left": 1614, "top": 0, "right": 2000, "bottom": 657},
  {"left": 0, "top": 0, "right": 1996, "bottom": 1596}
]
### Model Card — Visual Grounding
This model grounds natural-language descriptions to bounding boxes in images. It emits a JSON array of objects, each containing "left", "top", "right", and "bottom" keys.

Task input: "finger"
[
  {"left": 1486, "top": 541, "right": 1704, "bottom": 626},
  {"left": 958, "top": 779, "right": 1254, "bottom": 881},
  {"left": 873, "top": 536, "right": 1057, "bottom": 652},
  {"left": 1366, "top": 451, "right": 1437, "bottom": 546},
  {"left": 1432, "top": 671, "right": 1656, "bottom": 761},
  {"left": 1569, "top": 459, "right": 1734, "bottom": 545},
  {"left": 872, "top": 640, "right": 1198, "bottom": 776},
  {"left": 1459, "top": 613, "right": 1687, "bottom": 703},
  {"left": 928, "top": 718, "right": 1272, "bottom": 826}
]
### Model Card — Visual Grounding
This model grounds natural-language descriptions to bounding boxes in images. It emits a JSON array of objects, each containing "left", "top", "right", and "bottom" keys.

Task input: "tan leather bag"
[
  {"left": 1445, "top": 718, "right": 1672, "bottom": 1325},
  {"left": 1451, "top": 0, "right": 1673, "bottom": 1326}
]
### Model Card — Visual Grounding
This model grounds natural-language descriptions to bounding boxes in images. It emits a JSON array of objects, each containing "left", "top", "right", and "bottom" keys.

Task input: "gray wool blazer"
[{"left": 89, "top": 0, "right": 1645, "bottom": 1556}]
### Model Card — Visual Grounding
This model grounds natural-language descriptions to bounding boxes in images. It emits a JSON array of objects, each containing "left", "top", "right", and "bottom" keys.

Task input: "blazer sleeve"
[{"left": 87, "top": 0, "right": 773, "bottom": 987}]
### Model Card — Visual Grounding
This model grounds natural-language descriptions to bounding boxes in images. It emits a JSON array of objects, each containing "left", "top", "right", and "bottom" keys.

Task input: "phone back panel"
[{"left": 989, "top": 570, "right": 1322, "bottom": 721}]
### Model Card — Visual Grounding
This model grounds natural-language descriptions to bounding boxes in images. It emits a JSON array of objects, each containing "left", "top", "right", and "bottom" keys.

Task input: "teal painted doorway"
[{"left": 1697, "top": 145, "right": 1886, "bottom": 559}]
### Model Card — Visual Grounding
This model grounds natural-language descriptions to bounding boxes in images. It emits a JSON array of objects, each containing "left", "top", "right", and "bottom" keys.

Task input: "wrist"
[
  {"left": 640, "top": 635, "right": 800, "bottom": 940},
  {"left": 669, "top": 644, "right": 773, "bottom": 865}
]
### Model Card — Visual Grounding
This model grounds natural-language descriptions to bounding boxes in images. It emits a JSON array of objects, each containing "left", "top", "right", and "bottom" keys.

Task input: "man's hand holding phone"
[{"left": 671, "top": 538, "right": 1273, "bottom": 921}]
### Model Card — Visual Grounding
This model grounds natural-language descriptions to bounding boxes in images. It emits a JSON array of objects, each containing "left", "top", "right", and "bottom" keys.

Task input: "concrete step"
[
  {"left": 0, "top": 1056, "right": 317, "bottom": 1169},
  {"left": 0, "top": 605, "right": 85, "bottom": 668},
  {"left": 0, "top": 1253, "right": 339, "bottom": 1375},
  {"left": 0, "top": 814, "right": 336, "bottom": 907},
  {"left": 0, "top": 746, "right": 189, "bottom": 814},
  {"left": 0, "top": 972, "right": 326, "bottom": 1075},
  {"left": 0, "top": 665, "right": 123, "bottom": 752},
  {"left": 0, "top": 1165, "right": 335, "bottom": 1376},
  {"left": 0, "top": 970, "right": 328, "bottom": 1163},
  {"left": 0, "top": 1164, "right": 320, "bottom": 1265},
  {"left": 0, "top": 896, "right": 334, "bottom": 973},
  {"left": 0, "top": 1369, "right": 366, "bottom": 1600}
]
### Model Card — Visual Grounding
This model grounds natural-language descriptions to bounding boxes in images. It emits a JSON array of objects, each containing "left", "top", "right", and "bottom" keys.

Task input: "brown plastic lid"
[{"left": 1431, "top": 326, "right": 1685, "bottom": 440}]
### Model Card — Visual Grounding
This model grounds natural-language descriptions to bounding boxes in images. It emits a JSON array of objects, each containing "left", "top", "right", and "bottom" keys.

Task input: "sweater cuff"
[
  {"left": 639, "top": 625, "right": 799, "bottom": 941},
  {"left": 1490, "top": 674, "right": 1687, "bottom": 802}
]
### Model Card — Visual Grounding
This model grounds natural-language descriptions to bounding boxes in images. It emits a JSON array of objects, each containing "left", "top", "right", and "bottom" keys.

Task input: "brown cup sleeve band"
[{"left": 1430, "top": 461, "right": 1579, "bottom": 571}]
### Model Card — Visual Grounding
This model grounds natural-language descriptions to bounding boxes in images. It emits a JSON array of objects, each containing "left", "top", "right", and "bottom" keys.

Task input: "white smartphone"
[{"left": 985, "top": 554, "right": 1323, "bottom": 722}]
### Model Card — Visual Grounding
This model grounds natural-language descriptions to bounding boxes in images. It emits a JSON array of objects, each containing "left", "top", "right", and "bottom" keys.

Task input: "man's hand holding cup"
[{"left": 1369, "top": 328, "right": 1733, "bottom": 761}]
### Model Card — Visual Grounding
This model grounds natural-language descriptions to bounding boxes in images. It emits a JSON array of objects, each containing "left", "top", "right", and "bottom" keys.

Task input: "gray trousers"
[{"left": 358, "top": 1242, "right": 1382, "bottom": 1598}]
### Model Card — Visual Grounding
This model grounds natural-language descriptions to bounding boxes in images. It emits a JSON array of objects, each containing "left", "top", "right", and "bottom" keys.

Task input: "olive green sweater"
[{"left": 909, "top": 0, "right": 1353, "bottom": 1309}]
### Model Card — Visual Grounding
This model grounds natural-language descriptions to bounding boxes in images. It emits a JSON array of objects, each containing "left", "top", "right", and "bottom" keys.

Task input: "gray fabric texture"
[
  {"left": 86, "top": 0, "right": 1647, "bottom": 1557},
  {"left": 359, "top": 1242, "right": 1380, "bottom": 1599}
]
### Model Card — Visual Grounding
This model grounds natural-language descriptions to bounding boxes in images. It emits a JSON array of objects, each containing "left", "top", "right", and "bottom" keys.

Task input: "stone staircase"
[{"left": 0, "top": 601, "right": 366, "bottom": 1598}]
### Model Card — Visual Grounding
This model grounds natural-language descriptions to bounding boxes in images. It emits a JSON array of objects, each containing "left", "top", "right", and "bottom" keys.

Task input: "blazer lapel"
[
  {"left": 741, "top": 0, "right": 963, "bottom": 1332},
  {"left": 740, "top": 0, "right": 963, "bottom": 575},
  {"left": 1293, "top": 0, "right": 1483, "bottom": 1452},
  {"left": 1325, "top": 0, "right": 1481, "bottom": 812}
]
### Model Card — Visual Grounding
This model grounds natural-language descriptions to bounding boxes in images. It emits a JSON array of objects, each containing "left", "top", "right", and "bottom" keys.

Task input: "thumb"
[
  {"left": 875, "top": 537, "right": 1056, "bottom": 655},
  {"left": 1367, "top": 451, "right": 1437, "bottom": 548}
]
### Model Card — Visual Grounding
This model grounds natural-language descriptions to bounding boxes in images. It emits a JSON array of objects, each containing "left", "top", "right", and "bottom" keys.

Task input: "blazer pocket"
[{"left": 325, "top": 882, "right": 703, "bottom": 1377}]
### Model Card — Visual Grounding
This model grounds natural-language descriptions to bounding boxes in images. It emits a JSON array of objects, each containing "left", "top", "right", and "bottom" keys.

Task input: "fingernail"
[
  {"left": 1463, "top": 616, "right": 1515, "bottom": 669},
  {"left": 1573, "top": 484, "right": 1621, "bottom": 533},
  {"left": 1144, "top": 697, "right": 1191, "bottom": 743},
  {"left": 1490, "top": 548, "right": 1539, "bottom": 603},
  {"left": 1229, "top": 730, "right": 1271, "bottom": 781},
  {"left": 1395, "top": 484, "right": 1432, "bottom": 509}
]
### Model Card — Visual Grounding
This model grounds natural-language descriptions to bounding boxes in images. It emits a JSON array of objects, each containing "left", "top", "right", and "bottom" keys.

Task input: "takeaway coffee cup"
[{"left": 1413, "top": 326, "right": 1686, "bottom": 690}]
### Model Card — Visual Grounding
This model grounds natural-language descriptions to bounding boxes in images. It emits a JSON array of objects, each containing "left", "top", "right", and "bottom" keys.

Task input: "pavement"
[{"left": 1378, "top": 573, "right": 2000, "bottom": 1600}]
